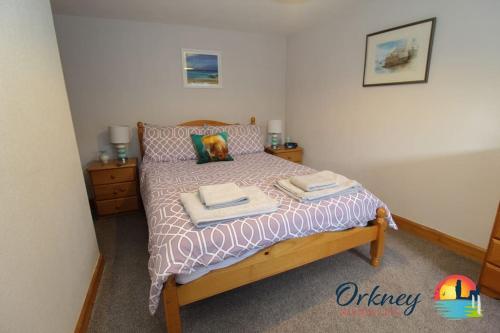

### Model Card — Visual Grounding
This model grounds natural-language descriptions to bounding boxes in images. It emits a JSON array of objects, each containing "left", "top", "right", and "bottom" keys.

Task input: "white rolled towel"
[
  {"left": 276, "top": 178, "right": 362, "bottom": 203},
  {"left": 198, "top": 183, "right": 249, "bottom": 209},
  {"left": 290, "top": 170, "right": 349, "bottom": 192},
  {"left": 181, "top": 186, "right": 278, "bottom": 227}
]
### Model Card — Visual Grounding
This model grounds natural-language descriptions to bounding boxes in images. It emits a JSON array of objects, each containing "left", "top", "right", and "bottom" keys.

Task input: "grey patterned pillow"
[
  {"left": 143, "top": 124, "right": 206, "bottom": 162},
  {"left": 205, "top": 124, "right": 264, "bottom": 156}
]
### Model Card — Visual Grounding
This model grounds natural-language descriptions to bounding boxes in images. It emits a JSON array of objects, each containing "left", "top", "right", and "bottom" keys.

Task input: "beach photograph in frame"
[
  {"left": 363, "top": 18, "right": 436, "bottom": 86},
  {"left": 182, "top": 49, "right": 221, "bottom": 88}
]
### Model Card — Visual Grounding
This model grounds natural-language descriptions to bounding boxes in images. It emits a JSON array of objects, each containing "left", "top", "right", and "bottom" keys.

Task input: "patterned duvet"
[{"left": 140, "top": 152, "right": 397, "bottom": 313}]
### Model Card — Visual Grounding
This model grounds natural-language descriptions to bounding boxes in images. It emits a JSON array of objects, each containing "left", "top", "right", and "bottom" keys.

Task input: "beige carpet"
[{"left": 89, "top": 213, "right": 500, "bottom": 332}]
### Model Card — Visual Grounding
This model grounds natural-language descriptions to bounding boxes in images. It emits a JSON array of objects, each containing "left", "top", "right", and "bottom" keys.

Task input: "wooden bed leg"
[
  {"left": 163, "top": 276, "right": 181, "bottom": 333},
  {"left": 370, "top": 207, "right": 388, "bottom": 267}
]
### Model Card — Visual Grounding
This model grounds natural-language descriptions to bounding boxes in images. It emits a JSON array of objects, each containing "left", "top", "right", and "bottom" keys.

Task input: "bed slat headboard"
[{"left": 137, "top": 116, "right": 256, "bottom": 159}]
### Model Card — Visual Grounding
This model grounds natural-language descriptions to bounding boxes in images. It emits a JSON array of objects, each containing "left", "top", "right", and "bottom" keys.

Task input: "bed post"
[
  {"left": 370, "top": 207, "right": 388, "bottom": 267},
  {"left": 137, "top": 122, "right": 145, "bottom": 159},
  {"left": 163, "top": 276, "right": 181, "bottom": 333}
]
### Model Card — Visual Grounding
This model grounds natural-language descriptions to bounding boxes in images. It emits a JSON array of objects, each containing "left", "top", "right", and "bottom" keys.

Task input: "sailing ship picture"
[
  {"left": 375, "top": 38, "right": 418, "bottom": 73},
  {"left": 363, "top": 18, "right": 435, "bottom": 86}
]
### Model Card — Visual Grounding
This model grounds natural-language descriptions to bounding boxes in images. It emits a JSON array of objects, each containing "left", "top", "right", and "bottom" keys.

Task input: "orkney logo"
[
  {"left": 335, "top": 282, "right": 422, "bottom": 317},
  {"left": 433, "top": 275, "right": 482, "bottom": 319}
]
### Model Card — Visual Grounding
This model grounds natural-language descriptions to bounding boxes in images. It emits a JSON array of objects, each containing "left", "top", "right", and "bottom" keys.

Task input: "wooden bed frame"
[{"left": 137, "top": 117, "right": 388, "bottom": 333}]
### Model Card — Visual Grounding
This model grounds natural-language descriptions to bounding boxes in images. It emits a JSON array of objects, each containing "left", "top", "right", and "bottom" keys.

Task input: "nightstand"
[
  {"left": 478, "top": 202, "right": 500, "bottom": 298},
  {"left": 265, "top": 146, "right": 303, "bottom": 164},
  {"left": 87, "top": 158, "right": 140, "bottom": 217}
]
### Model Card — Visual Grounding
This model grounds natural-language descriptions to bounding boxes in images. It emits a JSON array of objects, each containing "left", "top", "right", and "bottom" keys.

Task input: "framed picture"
[
  {"left": 182, "top": 49, "right": 221, "bottom": 88},
  {"left": 363, "top": 18, "right": 436, "bottom": 87}
]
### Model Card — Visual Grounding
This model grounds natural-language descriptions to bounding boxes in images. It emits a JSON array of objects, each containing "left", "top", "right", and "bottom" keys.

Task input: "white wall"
[
  {"left": 53, "top": 15, "right": 287, "bottom": 170},
  {"left": 286, "top": 0, "right": 500, "bottom": 248},
  {"left": 0, "top": 1, "right": 99, "bottom": 332},
  {"left": 51, "top": 2, "right": 499, "bottom": 249}
]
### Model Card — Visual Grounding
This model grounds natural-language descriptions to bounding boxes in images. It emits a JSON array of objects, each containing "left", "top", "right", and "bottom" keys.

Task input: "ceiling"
[{"left": 51, "top": 0, "right": 349, "bottom": 35}]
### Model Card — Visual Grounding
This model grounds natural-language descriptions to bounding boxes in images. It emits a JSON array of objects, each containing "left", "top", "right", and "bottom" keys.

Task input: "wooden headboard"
[{"left": 137, "top": 116, "right": 256, "bottom": 158}]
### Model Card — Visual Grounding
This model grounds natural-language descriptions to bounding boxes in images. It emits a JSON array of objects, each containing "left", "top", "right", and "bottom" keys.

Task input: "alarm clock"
[{"left": 285, "top": 142, "right": 298, "bottom": 149}]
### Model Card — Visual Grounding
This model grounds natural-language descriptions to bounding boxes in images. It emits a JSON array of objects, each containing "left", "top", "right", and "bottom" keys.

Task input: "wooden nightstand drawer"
[
  {"left": 278, "top": 151, "right": 302, "bottom": 163},
  {"left": 265, "top": 146, "right": 303, "bottom": 164},
  {"left": 96, "top": 196, "right": 139, "bottom": 216},
  {"left": 90, "top": 167, "right": 135, "bottom": 185},
  {"left": 479, "top": 202, "right": 500, "bottom": 298},
  {"left": 488, "top": 239, "right": 500, "bottom": 266},
  {"left": 94, "top": 181, "right": 137, "bottom": 200},
  {"left": 481, "top": 263, "right": 500, "bottom": 293},
  {"left": 494, "top": 221, "right": 500, "bottom": 240}
]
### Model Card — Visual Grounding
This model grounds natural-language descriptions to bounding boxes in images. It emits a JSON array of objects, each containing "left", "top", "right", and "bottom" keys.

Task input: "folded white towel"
[
  {"left": 199, "top": 183, "right": 249, "bottom": 209},
  {"left": 290, "top": 170, "right": 349, "bottom": 192},
  {"left": 276, "top": 178, "right": 362, "bottom": 203},
  {"left": 181, "top": 186, "right": 278, "bottom": 228}
]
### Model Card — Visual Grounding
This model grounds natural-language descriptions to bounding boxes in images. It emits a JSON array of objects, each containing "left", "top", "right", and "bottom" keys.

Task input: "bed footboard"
[{"left": 162, "top": 207, "right": 388, "bottom": 333}]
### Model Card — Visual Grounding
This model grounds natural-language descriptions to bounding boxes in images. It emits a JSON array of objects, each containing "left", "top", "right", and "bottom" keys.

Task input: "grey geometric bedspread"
[{"left": 140, "top": 152, "right": 397, "bottom": 313}]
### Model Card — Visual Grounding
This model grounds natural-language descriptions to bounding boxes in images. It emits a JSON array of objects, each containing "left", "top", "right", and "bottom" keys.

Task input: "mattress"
[{"left": 140, "top": 152, "right": 397, "bottom": 313}]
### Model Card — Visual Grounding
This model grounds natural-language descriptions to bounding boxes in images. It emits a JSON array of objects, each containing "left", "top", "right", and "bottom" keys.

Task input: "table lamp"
[
  {"left": 109, "top": 125, "right": 130, "bottom": 165},
  {"left": 268, "top": 120, "right": 282, "bottom": 149}
]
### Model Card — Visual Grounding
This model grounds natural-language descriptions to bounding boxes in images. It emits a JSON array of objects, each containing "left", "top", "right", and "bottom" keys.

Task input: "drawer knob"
[
  {"left": 113, "top": 191, "right": 118, "bottom": 195},
  {"left": 110, "top": 175, "right": 115, "bottom": 180}
]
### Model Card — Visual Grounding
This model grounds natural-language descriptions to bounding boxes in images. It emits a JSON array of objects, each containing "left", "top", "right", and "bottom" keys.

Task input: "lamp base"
[
  {"left": 116, "top": 157, "right": 128, "bottom": 166},
  {"left": 114, "top": 144, "right": 128, "bottom": 166},
  {"left": 271, "top": 133, "right": 279, "bottom": 149}
]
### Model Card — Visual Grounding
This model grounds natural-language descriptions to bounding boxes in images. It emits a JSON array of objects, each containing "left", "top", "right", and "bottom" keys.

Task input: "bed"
[{"left": 137, "top": 117, "right": 397, "bottom": 332}]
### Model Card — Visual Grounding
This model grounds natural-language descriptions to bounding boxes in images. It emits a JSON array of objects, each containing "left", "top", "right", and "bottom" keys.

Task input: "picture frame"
[
  {"left": 182, "top": 49, "right": 222, "bottom": 88},
  {"left": 363, "top": 18, "right": 436, "bottom": 87}
]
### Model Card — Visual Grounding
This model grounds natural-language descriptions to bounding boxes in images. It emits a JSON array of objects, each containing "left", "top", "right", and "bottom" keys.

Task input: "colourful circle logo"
[{"left": 433, "top": 275, "right": 482, "bottom": 319}]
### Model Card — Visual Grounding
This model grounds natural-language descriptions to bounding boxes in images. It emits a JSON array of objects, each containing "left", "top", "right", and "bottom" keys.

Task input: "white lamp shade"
[
  {"left": 109, "top": 125, "right": 130, "bottom": 144},
  {"left": 267, "top": 120, "right": 282, "bottom": 134}
]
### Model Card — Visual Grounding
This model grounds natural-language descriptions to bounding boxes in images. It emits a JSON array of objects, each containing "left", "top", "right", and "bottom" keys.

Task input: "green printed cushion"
[{"left": 191, "top": 132, "right": 233, "bottom": 164}]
